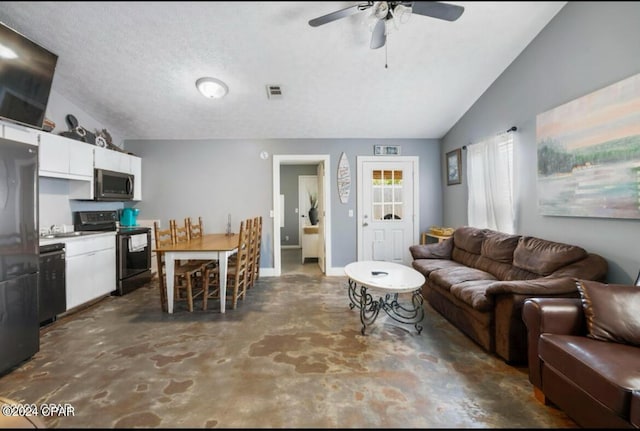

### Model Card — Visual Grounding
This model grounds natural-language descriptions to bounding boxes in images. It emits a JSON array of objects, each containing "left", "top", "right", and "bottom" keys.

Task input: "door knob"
[{"left": 363, "top": 222, "right": 369, "bottom": 227}]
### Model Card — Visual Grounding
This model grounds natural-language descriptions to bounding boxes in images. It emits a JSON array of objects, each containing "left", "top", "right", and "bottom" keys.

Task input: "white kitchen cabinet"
[
  {"left": 64, "top": 235, "right": 116, "bottom": 310},
  {"left": 2, "top": 121, "right": 39, "bottom": 145},
  {"left": 94, "top": 146, "right": 130, "bottom": 173},
  {"left": 38, "top": 132, "right": 93, "bottom": 180},
  {"left": 68, "top": 140, "right": 94, "bottom": 177},
  {"left": 38, "top": 133, "right": 68, "bottom": 174}
]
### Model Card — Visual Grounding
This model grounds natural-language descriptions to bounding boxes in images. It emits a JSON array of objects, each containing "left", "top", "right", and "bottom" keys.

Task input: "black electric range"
[
  {"left": 73, "top": 211, "right": 152, "bottom": 295},
  {"left": 73, "top": 210, "right": 150, "bottom": 235}
]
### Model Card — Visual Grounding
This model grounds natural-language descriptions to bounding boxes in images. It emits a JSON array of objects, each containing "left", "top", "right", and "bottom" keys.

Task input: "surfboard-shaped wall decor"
[{"left": 337, "top": 152, "right": 351, "bottom": 204}]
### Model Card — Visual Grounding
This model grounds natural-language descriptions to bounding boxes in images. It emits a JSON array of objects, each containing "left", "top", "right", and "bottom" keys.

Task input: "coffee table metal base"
[{"left": 348, "top": 279, "right": 424, "bottom": 335}]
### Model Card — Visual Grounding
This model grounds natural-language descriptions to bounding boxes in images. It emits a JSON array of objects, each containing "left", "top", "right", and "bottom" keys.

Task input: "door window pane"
[{"left": 372, "top": 169, "right": 404, "bottom": 220}]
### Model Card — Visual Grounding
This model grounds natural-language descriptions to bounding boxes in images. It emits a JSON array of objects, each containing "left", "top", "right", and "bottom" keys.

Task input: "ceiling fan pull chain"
[{"left": 384, "top": 40, "right": 388, "bottom": 69}]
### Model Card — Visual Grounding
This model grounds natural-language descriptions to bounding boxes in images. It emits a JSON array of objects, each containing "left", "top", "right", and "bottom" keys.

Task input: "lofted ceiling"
[{"left": 0, "top": 1, "right": 566, "bottom": 141}]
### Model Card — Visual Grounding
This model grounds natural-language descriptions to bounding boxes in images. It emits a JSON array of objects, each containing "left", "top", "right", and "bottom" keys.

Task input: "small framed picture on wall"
[
  {"left": 374, "top": 145, "right": 401, "bottom": 156},
  {"left": 446, "top": 148, "right": 462, "bottom": 186}
]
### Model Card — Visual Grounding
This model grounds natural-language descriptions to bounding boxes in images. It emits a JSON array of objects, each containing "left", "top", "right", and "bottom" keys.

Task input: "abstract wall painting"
[{"left": 537, "top": 72, "right": 640, "bottom": 219}]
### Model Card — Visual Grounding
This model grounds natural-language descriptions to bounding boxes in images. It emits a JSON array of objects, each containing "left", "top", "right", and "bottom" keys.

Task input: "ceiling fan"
[{"left": 308, "top": 1, "right": 464, "bottom": 49}]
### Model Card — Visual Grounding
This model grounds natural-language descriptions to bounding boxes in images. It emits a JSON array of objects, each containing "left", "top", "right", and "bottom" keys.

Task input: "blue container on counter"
[{"left": 120, "top": 208, "right": 139, "bottom": 227}]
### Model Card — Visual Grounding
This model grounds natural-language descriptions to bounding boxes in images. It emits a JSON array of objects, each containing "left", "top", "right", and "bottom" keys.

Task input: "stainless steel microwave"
[{"left": 94, "top": 169, "right": 134, "bottom": 201}]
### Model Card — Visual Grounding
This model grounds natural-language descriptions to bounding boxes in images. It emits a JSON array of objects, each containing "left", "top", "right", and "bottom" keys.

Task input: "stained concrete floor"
[{"left": 0, "top": 250, "right": 577, "bottom": 428}]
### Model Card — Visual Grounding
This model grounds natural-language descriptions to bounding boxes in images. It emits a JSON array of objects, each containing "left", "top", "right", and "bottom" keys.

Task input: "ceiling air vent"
[{"left": 266, "top": 84, "right": 283, "bottom": 100}]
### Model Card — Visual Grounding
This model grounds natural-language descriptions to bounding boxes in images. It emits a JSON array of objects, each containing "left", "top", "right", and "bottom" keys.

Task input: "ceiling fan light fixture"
[
  {"left": 309, "top": 0, "right": 464, "bottom": 50},
  {"left": 373, "top": 1, "right": 389, "bottom": 20},
  {"left": 392, "top": 4, "right": 412, "bottom": 24},
  {"left": 196, "top": 77, "right": 228, "bottom": 99},
  {"left": 384, "top": 19, "right": 393, "bottom": 36}
]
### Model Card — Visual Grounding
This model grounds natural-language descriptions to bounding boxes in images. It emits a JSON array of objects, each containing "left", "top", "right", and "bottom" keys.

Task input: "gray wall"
[
  {"left": 280, "top": 165, "right": 317, "bottom": 246},
  {"left": 124, "top": 138, "right": 442, "bottom": 269},
  {"left": 441, "top": 2, "right": 640, "bottom": 283}
]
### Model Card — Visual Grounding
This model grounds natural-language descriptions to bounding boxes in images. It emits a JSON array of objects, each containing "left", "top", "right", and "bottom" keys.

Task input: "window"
[
  {"left": 466, "top": 133, "right": 514, "bottom": 233},
  {"left": 372, "top": 169, "right": 403, "bottom": 220}
]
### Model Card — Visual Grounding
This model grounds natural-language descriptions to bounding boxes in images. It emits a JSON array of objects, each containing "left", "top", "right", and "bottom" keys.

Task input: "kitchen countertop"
[{"left": 39, "top": 231, "right": 116, "bottom": 247}]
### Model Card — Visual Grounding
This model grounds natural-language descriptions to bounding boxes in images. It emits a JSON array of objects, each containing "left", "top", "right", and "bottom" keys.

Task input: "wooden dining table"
[{"left": 154, "top": 233, "right": 239, "bottom": 314}]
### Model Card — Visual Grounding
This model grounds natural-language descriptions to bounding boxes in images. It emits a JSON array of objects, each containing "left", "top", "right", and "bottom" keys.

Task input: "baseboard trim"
[
  {"left": 259, "top": 268, "right": 278, "bottom": 277},
  {"left": 326, "top": 266, "right": 345, "bottom": 276},
  {"left": 259, "top": 267, "right": 345, "bottom": 277}
]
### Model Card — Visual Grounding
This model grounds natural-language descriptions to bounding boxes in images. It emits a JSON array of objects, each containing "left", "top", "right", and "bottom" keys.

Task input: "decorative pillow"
[{"left": 576, "top": 280, "right": 640, "bottom": 346}]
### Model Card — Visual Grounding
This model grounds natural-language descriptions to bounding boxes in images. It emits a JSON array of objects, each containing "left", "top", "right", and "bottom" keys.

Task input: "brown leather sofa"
[
  {"left": 523, "top": 280, "right": 640, "bottom": 428},
  {"left": 410, "top": 226, "right": 608, "bottom": 363}
]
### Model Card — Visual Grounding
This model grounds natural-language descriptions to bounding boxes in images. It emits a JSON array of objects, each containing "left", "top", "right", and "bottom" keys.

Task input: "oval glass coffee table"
[{"left": 344, "top": 261, "right": 426, "bottom": 335}]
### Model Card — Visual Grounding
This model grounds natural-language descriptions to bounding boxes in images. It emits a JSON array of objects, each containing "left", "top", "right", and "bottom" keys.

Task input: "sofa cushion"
[
  {"left": 539, "top": 333, "right": 640, "bottom": 419},
  {"left": 412, "top": 259, "right": 465, "bottom": 277},
  {"left": 513, "top": 236, "right": 587, "bottom": 276},
  {"left": 449, "top": 280, "right": 495, "bottom": 311},
  {"left": 481, "top": 231, "right": 520, "bottom": 264},
  {"left": 453, "top": 226, "right": 486, "bottom": 255},
  {"left": 576, "top": 280, "right": 640, "bottom": 347},
  {"left": 429, "top": 266, "right": 497, "bottom": 291}
]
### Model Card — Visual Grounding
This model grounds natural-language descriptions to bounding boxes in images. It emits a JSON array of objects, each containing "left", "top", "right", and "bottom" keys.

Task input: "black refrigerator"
[{"left": 0, "top": 136, "right": 39, "bottom": 376}]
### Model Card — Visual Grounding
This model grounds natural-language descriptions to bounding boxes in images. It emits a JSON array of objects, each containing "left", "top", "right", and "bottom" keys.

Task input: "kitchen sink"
[{"left": 40, "top": 231, "right": 102, "bottom": 239}]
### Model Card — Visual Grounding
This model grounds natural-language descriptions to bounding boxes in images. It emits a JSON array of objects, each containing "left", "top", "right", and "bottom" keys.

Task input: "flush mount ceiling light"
[{"left": 195, "top": 77, "right": 228, "bottom": 99}]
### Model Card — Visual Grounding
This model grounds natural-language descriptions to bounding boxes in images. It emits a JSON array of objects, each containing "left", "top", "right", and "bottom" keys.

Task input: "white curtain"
[{"left": 466, "top": 133, "right": 514, "bottom": 233}]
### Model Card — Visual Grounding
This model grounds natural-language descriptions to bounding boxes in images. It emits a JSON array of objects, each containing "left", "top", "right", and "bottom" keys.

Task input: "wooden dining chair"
[
  {"left": 170, "top": 219, "right": 190, "bottom": 243},
  {"left": 186, "top": 216, "right": 204, "bottom": 240},
  {"left": 203, "top": 220, "right": 249, "bottom": 310},
  {"left": 155, "top": 221, "right": 206, "bottom": 312},
  {"left": 184, "top": 216, "right": 218, "bottom": 270},
  {"left": 252, "top": 216, "right": 262, "bottom": 286},
  {"left": 246, "top": 218, "right": 257, "bottom": 289}
]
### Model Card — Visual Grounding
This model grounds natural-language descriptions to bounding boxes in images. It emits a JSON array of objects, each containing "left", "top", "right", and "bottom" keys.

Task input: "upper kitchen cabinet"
[
  {"left": 2, "top": 122, "right": 39, "bottom": 146},
  {"left": 39, "top": 132, "right": 93, "bottom": 180},
  {"left": 94, "top": 146, "right": 130, "bottom": 172}
]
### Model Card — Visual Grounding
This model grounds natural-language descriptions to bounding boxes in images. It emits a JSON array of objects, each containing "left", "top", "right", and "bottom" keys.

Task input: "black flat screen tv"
[{"left": 0, "top": 21, "right": 57, "bottom": 129}]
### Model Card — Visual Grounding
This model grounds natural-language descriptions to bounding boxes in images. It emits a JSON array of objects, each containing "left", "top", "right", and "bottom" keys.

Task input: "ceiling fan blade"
[
  {"left": 308, "top": 4, "right": 364, "bottom": 27},
  {"left": 411, "top": 1, "right": 464, "bottom": 22},
  {"left": 370, "top": 19, "right": 386, "bottom": 49}
]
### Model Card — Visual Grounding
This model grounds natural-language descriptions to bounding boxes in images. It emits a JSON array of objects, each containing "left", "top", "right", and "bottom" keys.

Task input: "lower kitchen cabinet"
[{"left": 64, "top": 235, "right": 116, "bottom": 310}]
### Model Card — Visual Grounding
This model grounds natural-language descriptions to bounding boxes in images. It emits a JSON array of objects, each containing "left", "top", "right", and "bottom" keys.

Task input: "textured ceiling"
[{"left": 0, "top": 1, "right": 566, "bottom": 140}]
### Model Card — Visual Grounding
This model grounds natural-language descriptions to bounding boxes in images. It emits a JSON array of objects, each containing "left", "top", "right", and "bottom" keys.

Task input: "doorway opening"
[{"left": 272, "top": 155, "right": 331, "bottom": 276}]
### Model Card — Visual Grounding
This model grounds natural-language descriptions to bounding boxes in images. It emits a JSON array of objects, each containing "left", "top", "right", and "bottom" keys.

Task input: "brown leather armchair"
[{"left": 523, "top": 292, "right": 640, "bottom": 429}]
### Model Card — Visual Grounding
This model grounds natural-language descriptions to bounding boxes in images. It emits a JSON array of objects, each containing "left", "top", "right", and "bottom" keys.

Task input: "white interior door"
[
  {"left": 358, "top": 158, "right": 418, "bottom": 265},
  {"left": 316, "top": 163, "right": 326, "bottom": 273}
]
